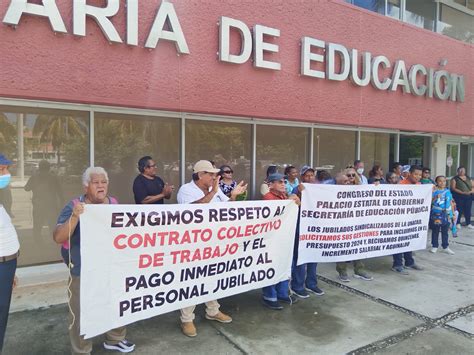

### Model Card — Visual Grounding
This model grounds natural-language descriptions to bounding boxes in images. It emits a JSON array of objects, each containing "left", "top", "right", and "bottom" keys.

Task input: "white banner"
[
  {"left": 297, "top": 184, "right": 432, "bottom": 264},
  {"left": 80, "top": 200, "right": 297, "bottom": 338}
]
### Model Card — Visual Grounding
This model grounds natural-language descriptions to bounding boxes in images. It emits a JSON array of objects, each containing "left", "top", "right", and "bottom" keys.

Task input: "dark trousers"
[
  {"left": 392, "top": 252, "right": 414, "bottom": 268},
  {"left": 454, "top": 193, "right": 472, "bottom": 225},
  {"left": 432, "top": 224, "right": 449, "bottom": 249},
  {"left": 0, "top": 258, "right": 17, "bottom": 351}
]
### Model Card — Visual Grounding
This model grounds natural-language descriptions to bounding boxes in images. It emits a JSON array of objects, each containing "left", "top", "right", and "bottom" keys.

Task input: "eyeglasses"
[
  {"left": 147, "top": 164, "right": 157, "bottom": 168},
  {"left": 223, "top": 170, "right": 233, "bottom": 174},
  {"left": 346, "top": 174, "right": 356, "bottom": 177}
]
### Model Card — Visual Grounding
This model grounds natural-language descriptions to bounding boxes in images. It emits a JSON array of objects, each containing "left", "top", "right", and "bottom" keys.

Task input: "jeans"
[
  {"left": 392, "top": 252, "right": 415, "bottom": 268},
  {"left": 262, "top": 280, "right": 289, "bottom": 301},
  {"left": 432, "top": 224, "right": 449, "bottom": 249},
  {"left": 291, "top": 263, "right": 318, "bottom": 291},
  {"left": 454, "top": 193, "right": 472, "bottom": 225},
  {"left": 0, "top": 258, "right": 17, "bottom": 352}
]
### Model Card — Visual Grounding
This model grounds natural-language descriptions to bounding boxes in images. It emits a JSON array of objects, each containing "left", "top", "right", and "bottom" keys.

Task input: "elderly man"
[
  {"left": 392, "top": 165, "right": 424, "bottom": 274},
  {"left": 133, "top": 156, "right": 174, "bottom": 204},
  {"left": 261, "top": 172, "right": 300, "bottom": 310},
  {"left": 0, "top": 155, "right": 19, "bottom": 353},
  {"left": 291, "top": 166, "right": 324, "bottom": 298},
  {"left": 334, "top": 172, "right": 373, "bottom": 282},
  {"left": 53, "top": 167, "right": 135, "bottom": 354},
  {"left": 354, "top": 160, "right": 368, "bottom": 185},
  {"left": 177, "top": 160, "right": 247, "bottom": 337}
]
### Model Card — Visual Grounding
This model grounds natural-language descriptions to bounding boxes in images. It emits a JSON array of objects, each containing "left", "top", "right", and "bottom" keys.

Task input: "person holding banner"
[
  {"left": 133, "top": 156, "right": 174, "bottom": 205},
  {"left": 392, "top": 165, "right": 424, "bottom": 274},
  {"left": 335, "top": 172, "right": 373, "bottom": 282},
  {"left": 262, "top": 172, "right": 300, "bottom": 309},
  {"left": 176, "top": 160, "right": 247, "bottom": 337},
  {"left": 290, "top": 166, "right": 324, "bottom": 298},
  {"left": 53, "top": 167, "right": 135, "bottom": 354},
  {"left": 0, "top": 155, "right": 19, "bottom": 353}
]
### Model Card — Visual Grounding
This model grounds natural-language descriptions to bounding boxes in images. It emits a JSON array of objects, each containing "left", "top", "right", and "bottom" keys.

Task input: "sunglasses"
[
  {"left": 223, "top": 170, "right": 233, "bottom": 174},
  {"left": 346, "top": 174, "right": 356, "bottom": 177}
]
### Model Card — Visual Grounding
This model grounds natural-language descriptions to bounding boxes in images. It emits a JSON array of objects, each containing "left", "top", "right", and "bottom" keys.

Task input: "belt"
[{"left": 0, "top": 251, "right": 19, "bottom": 263}]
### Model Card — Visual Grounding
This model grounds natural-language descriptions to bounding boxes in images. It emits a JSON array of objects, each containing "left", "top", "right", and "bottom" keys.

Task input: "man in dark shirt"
[{"left": 133, "top": 156, "right": 174, "bottom": 204}]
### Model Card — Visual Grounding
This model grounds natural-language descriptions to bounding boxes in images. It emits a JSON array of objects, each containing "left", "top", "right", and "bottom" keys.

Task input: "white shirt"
[
  {"left": 177, "top": 180, "right": 229, "bottom": 204},
  {"left": 359, "top": 174, "right": 368, "bottom": 185},
  {"left": 0, "top": 204, "right": 19, "bottom": 257}
]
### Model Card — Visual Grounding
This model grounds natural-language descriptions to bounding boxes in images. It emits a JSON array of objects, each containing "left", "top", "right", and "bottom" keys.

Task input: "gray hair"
[{"left": 82, "top": 166, "right": 109, "bottom": 187}]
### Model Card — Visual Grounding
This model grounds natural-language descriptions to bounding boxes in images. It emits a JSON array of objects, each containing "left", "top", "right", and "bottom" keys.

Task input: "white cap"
[{"left": 193, "top": 160, "right": 220, "bottom": 173}]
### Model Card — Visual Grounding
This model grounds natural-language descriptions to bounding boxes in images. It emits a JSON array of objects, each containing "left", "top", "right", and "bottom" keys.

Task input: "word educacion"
[{"left": 2, "top": 1, "right": 464, "bottom": 102}]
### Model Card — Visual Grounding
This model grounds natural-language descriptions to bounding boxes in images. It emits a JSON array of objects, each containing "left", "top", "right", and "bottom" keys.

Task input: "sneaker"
[
  {"left": 261, "top": 298, "right": 283, "bottom": 310},
  {"left": 292, "top": 289, "right": 310, "bottom": 299},
  {"left": 467, "top": 225, "right": 474, "bottom": 230},
  {"left": 278, "top": 294, "right": 299, "bottom": 305},
  {"left": 181, "top": 321, "right": 197, "bottom": 337},
  {"left": 205, "top": 311, "right": 232, "bottom": 323},
  {"left": 103, "top": 340, "right": 135, "bottom": 353},
  {"left": 305, "top": 286, "right": 325, "bottom": 296},
  {"left": 442, "top": 247, "right": 455, "bottom": 255},
  {"left": 430, "top": 247, "right": 438, "bottom": 253},
  {"left": 391, "top": 266, "right": 409, "bottom": 275},
  {"left": 406, "top": 263, "right": 423, "bottom": 271},
  {"left": 354, "top": 271, "right": 373, "bottom": 281},
  {"left": 338, "top": 272, "right": 350, "bottom": 282}
]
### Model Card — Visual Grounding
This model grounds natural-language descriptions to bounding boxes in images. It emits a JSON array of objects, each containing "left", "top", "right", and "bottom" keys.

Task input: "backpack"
[{"left": 431, "top": 190, "right": 449, "bottom": 226}]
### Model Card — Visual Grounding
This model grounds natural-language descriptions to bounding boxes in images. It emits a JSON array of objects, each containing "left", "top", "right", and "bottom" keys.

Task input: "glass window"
[
  {"left": 314, "top": 128, "right": 357, "bottom": 174},
  {"left": 360, "top": 132, "right": 396, "bottom": 174},
  {"left": 399, "top": 135, "right": 431, "bottom": 168},
  {"left": 256, "top": 126, "right": 309, "bottom": 197},
  {"left": 387, "top": 0, "right": 402, "bottom": 19},
  {"left": 405, "top": 0, "right": 436, "bottom": 30},
  {"left": 185, "top": 120, "right": 252, "bottom": 192},
  {"left": 0, "top": 106, "right": 89, "bottom": 266},
  {"left": 353, "top": 0, "right": 386, "bottom": 14},
  {"left": 94, "top": 112, "right": 180, "bottom": 204},
  {"left": 446, "top": 144, "right": 459, "bottom": 177},
  {"left": 439, "top": 4, "right": 474, "bottom": 43}
]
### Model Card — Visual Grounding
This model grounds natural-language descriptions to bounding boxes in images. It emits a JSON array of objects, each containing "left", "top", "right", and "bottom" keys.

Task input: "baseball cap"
[
  {"left": 193, "top": 160, "right": 220, "bottom": 173},
  {"left": 402, "top": 165, "right": 410, "bottom": 173},
  {"left": 0, "top": 154, "right": 13, "bottom": 165},
  {"left": 267, "top": 173, "right": 285, "bottom": 182},
  {"left": 300, "top": 165, "right": 315, "bottom": 176}
]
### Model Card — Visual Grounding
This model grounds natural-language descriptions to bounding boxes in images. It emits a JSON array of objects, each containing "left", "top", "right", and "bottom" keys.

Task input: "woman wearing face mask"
[{"left": 0, "top": 154, "right": 19, "bottom": 352}]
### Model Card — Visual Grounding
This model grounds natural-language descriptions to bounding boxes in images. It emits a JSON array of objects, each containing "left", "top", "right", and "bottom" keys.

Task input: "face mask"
[
  {"left": 357, "top": 168, "right": 364, "bottom": 175},
  {"left": 0, "top": 174, "right": 11, "bottom": 189}
]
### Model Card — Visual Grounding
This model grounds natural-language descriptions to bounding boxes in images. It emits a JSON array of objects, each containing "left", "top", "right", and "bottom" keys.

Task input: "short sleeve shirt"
[
  {"left": 133, "top": 174, "right": 165, "bottom": 204},
  {"left": 177, "top": 181, "right": 229, "bottom": 204}
]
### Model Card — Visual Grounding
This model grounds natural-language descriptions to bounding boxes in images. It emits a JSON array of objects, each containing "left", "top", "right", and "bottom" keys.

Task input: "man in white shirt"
[
  {"left": 0, "top": 154, "right": 19, "bottom": 353},
  {"left": 354, "top": 160, "right": 368, "bottom": 185},
  {"left": 177, "top": 160, "right": 247, "bottom": 338}
]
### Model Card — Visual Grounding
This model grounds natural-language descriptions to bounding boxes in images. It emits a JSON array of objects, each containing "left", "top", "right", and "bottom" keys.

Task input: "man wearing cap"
[
  {"left": 133, "top": 156, "right": 174, "bottom": 205},
  {"left": 177, "top": 160, "right": 247, "bottom": 337},
  {"left": 0, "top": 155, "right": 19, "bottom": 352},
  {"left": 261, "top": 172, "right": 300, "bottom": 310},
  {"left": 401, "top": 165, "right": 411, "bottom": 181},
  {"left": 290, "top": 166, "right": 324, "bottom": 299}
]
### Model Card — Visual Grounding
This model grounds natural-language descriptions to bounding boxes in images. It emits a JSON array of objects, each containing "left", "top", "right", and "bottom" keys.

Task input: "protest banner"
[
  {"left": 79, "top": 200, "right": 297, "bottom": 338},
  {"left": 298, "top": 184, "right": 432, "bottom": 264}
]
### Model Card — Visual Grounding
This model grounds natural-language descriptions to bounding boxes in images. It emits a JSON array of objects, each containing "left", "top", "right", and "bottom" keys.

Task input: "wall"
[{"left": 0, "top": 0, "right": 472, "bottom": 136}]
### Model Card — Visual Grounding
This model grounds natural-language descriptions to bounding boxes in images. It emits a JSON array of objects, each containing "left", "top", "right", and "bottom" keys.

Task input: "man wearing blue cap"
[
  {"left": 261, "top": 172, "right": 300, "bottom": 310},
  {"left": 0, "top": 154, "right": 19, "bottom": 353}
]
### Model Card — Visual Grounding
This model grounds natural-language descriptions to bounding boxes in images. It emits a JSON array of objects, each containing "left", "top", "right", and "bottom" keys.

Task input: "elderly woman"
[
  {"left": 53, "top": 167, "right": 135, "bottom": 354},
  {"left": 368, "top": 165, "right": 386, "bottom": 184},
  {"left": 260, "top": 165, "right": 278, "bottom": 197},
  {"left": 218, "top": 165, "right": 237, "bottom": 197},
  {"left": 0, "top": 155, "right": 19, "bottom": 353},
  {"left": 450, "top": 166, "right": 473, "bottom": 229}
]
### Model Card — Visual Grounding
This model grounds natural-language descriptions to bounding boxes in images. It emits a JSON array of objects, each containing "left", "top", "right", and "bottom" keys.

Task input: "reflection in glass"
[
  {"left": 446, "top": 144, "right": 459, "bottom": 177},
  {"left": 387, "top": 0, "right": 401, "bottom": 19},
  {"left": 256, "top": 126, "right": 309, "bottom": 197},
  {"left": 353, "top": 0, "right": 385, "bottom": 14},
  {"left": 314, "top": 129, "right": 357, "bottom": 174},
  {"left": 185, "top": 120, "right": 252, "bottom": 192},
  {"left": 399, "top": 135, "right": 431, "bottom": 168},
  {"left": 439, "top": 4, "right": 474, "bottom": 43},
  {"left": 360, "top": 132, "right": 396, "bottom": 173},
  {"left": 0, "top": 107, "right": 89, "bottom": 266},
  {"left": 94, "top": 113, "right": 180, "bottom": 204},
  {"left": 405, "top": 0, "right": 436, "bottom": 30}
]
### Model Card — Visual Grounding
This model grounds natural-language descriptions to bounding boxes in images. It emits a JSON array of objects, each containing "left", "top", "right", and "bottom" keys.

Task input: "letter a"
[{"left": 145, "top": 1, "right": 189, "bottom": 53}]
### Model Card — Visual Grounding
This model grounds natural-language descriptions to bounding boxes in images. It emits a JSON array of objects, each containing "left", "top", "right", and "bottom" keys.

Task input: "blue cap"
[
  {"left": 300, "top": 165, "right": 315, "bottom": 176},
  {"left": 0, "top": 154, "right": 13, "bottom": 165},
  {"left": 267, "top": 173, "right": 285, "bottom": 182}
]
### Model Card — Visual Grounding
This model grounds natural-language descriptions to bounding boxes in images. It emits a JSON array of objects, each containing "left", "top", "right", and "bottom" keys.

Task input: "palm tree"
[{"left": 32, "top": 115, "right": 87, "bottom": 165}]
